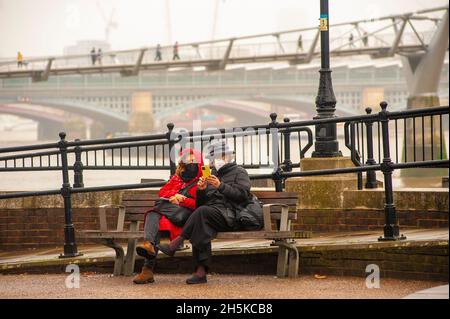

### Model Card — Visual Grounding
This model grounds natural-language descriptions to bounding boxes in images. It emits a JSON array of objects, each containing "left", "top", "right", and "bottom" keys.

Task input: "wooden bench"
[{"left": 77, "top": 190, "right": 311, "bottom": 278}]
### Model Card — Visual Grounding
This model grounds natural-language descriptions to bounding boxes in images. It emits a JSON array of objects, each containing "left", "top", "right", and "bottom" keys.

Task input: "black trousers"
[{"left": 181, "top": 205, "right": 233, "bottom": 272}]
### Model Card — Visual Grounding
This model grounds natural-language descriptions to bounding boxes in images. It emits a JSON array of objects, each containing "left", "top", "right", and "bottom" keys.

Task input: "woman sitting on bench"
[{"left": 133, "top": 148, "right": 203, "bottom": 284}]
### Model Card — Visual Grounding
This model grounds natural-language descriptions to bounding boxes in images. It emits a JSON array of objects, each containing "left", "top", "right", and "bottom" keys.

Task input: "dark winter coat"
[{"left": 196, "top": 162, "right": 251, "bottom": 228}]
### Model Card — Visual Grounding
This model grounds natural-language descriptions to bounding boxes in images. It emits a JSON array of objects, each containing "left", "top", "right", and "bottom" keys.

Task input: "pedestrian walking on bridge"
[
  {"left": 97, "top": 48, "right": 102, "bottom": 65},
  {"left": 17, "top": 51, "right": 23, "bottom": 68},
  {"left": 173, "top": 41, "right": 180, "bottom": 60},
  {"left": 155, "top": 44, "right": 162, "bottom": 61},
  {"left": 349, "top": 33, "right": 355, "bottom": 48},
  {"left": 90, "top": 47, "right": 97, "bottom": 65},
  {"left": 297, "top": 34, "right": 303, "bottom": 52},
  {"left": 362, "top": 32, "right": 369, "bottom": 47}
]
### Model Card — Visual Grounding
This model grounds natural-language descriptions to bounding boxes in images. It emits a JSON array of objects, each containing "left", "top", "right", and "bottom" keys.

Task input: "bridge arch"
[{"left": 0, "top": 97, "right": 129, "bottom": 133}]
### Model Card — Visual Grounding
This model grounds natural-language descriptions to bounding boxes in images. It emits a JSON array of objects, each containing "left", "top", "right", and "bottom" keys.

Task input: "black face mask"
[{"left": 180, "top": 163, "right": 198, "bottom": 182}]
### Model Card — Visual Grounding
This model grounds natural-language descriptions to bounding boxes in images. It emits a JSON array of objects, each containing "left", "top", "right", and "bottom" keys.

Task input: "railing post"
[
  {"left": 73, "top": 139, "right": 84, "bottom": 188},
  {"left": 166, "top": 123, "right": 177, "bottom": 176},
  {"left": 282, "top": 118, "right": 293, "bottom": 173},
  {"left": 350, "top": 122, "right": 363, "bottom": 190},
  {"left": 378, "top": 102, "right": 406, "bottom": 241},
  {"left": 58, "top": 132, "right": 82, "bottom": 258},
  {"left": 269, "top": 113, "right": 283, "bottom": 192},
  {"left": 364, "top": 108, "right": 377, "bottom": 189}
]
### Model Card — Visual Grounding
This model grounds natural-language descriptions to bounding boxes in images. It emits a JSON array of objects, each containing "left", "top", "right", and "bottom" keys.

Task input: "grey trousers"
[{"left": 143, "top": 212, "right": 161, "bottom": 269}]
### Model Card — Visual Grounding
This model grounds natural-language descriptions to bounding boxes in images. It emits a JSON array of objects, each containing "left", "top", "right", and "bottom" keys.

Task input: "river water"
[{"left": 0, "top": 125, "right": 448, "bottom": 191}]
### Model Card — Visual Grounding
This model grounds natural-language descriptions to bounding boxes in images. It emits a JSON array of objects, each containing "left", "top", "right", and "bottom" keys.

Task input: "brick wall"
[
  {"left": 292, "top": 209, "right": 449, "bottom": 232},
  {"left": 1, "top": 206, "right": 448, "bottom": 250},
  {"left": 0, "top": 208, "right": 120, "bottom": 250},
  {"left": 298, "top": 243, "right": 449, "bottom": 281}
]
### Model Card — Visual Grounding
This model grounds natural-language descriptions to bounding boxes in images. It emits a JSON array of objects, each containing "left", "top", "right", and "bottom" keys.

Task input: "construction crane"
[
  {"left": 96, "top": 1, "right": 118, "bottom": 44},
  {"left": 164, "top": 0, "right": 225, "bottom": 46},
  {"left": 211, "top": 0, "right": 226, "bottom": 41},
  {"left": 165, "top": 0, "right": 173, "bottom": 45}
]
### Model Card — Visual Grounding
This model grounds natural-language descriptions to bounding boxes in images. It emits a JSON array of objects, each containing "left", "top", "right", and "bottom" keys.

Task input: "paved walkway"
[
  {"left": 1, "top": 228, "right": 448, "bottom": 272},
  {"left": 404, "top": 285, "right": 449, "bottom": 299},
  {"left": 0, "top": 273, "right": 445, "bottom": 299}
]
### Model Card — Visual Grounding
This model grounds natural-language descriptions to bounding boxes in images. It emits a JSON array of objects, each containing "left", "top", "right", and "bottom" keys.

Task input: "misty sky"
[{"left": 0, "top": 0, "right": 447, "bottom": 57}]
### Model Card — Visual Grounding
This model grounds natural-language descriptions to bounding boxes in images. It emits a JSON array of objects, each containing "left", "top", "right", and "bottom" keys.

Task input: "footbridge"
[{"left": 0, "top": 6, "right": 447, "bottom": 82}]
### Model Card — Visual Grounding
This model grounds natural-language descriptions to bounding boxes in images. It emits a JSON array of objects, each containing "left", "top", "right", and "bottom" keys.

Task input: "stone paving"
[
  {"left": 0, "top": 228, "right": 448, "bottom": 272},
  {"left": 404, "top": 285, "right": 449, "bottom": 299},
  {"left": 0, "top": 273, "right": 446, "bottom": 299}
]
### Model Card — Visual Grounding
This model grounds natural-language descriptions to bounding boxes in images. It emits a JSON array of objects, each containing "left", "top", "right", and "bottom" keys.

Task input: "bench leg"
[
  {"left": 124, "top": 239, "right": 137, "bottom": 276},
  {"left": 287, "top": 247, "right": 299, "bottom": 278},
  {"left": 123, "top": 221, "right": 139, "bottom": 276},
  {"left": 102, "top": 239, "right": 125, "bottom": 276},
  {"left": 275, "top": 242, "right": 288, "bottom": 278},
  {"left": 273, "top": 240, "right": 299, "bottom": 278}
]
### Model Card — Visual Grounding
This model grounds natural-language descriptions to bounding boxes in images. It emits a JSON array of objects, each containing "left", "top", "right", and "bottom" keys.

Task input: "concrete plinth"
[
  {"left": 128, "top": 92, "right": 154, "bottom": 133},
  {"left": 285, "top": 157, "right": 358, "bottom": 210}
]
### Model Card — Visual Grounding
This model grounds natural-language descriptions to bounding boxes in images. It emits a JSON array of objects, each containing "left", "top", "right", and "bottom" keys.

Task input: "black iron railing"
[
  {"left": 344, "top": 105, "right": 449, "bottom": 189},
  {"left": 0, "top": 113, "right": 313, "bottom": 185},
  {"left": 0, "top": 102, "right": 448, "bottom": 257}
]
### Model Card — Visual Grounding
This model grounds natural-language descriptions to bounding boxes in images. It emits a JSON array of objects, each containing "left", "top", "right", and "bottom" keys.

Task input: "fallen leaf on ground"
[{"left": 314, "top": 274, "right": 327, "bottom": 279}]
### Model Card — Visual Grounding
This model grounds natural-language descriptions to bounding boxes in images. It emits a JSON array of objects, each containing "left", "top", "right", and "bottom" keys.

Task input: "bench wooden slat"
[
  {"left": 252, "top": 191, "right": 298, "bottom": 198},
  {"left": 122, "top": 194, "right": 160, "bottom": 201},
  {"left": 122, "top": 200, "right": 157, "bottom": 207},
  {"left": 216, "top": 230, "right": 310, "bottom": 239},
  {"left": 121, "top": 198, "right": 296, "bottom": 205},
  {"left": 124, "top": 211, "right": 297, "bottom": 222},
  {"left": 124, "top": 204, "right": 295, "bottom": 211},
  {"left": 124, "top": 207, "right": 151, "bottom": 214},
  {"left": 126, "top": 213, "right": 146, "bottom": 222},
  {"left": 259, "top": 198, "right": 297, "bottom": 205},
  {"left": 77, "top": 230, "right": 311, "bottom": 240},
  {"left": 121, "top": 192, "right": 297, "bottom": 201}
]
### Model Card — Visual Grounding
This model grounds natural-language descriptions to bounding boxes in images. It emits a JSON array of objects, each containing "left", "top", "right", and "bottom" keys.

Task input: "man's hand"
[
  {"left": 197, "top": 177, "right": 207, "bottom": 190},
  {"left": 206, "top": 175, "right": 221, "bottom": 188},
  {"left": 169, "top": 196, "right": 179, "bottom": 205}
]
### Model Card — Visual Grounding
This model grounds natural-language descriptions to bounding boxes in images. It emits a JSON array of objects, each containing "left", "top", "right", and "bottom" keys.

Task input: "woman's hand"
[
  {"left": 174, "top": 194, "right": 186, "bottom": 202},
  {"left": 206, "top": 175, "right": 221, "bottom": 188},
  {"left": 197, "top": 177, "right": 207, "bottom": 190},
  {"left": 169, "top": 196, "right": 179, "bottom": 205}
]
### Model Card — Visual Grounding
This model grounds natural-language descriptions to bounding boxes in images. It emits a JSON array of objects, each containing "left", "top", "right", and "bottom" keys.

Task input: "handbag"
[
  {"left": 236, "top": 194, "right": 264, "bottom": 231},
  {"left": 153, "top": 200, "right": 192, "bottom": 227},
  {"left": 153, "top": 179, "right": 198, "bottom": 227}
]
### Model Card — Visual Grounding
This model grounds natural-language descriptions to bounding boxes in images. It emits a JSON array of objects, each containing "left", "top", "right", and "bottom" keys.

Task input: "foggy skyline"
[{"left": 0, "top": 0, "right": 448, "bottom": 58}]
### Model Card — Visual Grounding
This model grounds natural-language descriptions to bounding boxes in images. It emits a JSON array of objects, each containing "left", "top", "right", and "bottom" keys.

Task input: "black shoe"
[
  {"left": 186, "top": 274, "right": 207, "bottom": 285},
  {"left": 157, "top": 243, "right": 176, "bottom": 257},
  {"left": 176, "top": 240, "right": 189, "bottom": 251}
]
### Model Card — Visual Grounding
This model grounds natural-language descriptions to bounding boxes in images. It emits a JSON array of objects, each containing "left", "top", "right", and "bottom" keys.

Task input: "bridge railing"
[
  {"left": 0, "top": 102, "right": 448, "bottom": 257},
  {"left": 0, "top": 5, "right": 445, "bottom": 75},
  {"left": 0, "top": 29, "right": 435, "bottom": 74}
]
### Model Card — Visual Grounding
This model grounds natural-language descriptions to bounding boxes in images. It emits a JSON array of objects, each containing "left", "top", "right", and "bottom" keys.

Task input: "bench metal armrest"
[
  {"left": 262, "top": 203, "right": 289, "bottom": 232},
  {"left": 98, "top": 204, "right": 126, "bottom": 232}
]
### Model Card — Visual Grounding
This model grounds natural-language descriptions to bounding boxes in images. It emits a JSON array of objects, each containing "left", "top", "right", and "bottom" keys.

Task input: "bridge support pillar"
[
  {"left": 400, "top": 10, "right": 449, "bottom": 177},
  {"left": 37, "top": 120, "right": 64, "bottom": 140},
  {"left": 128, "top": 92, "right": 154, "bottom": 133}
]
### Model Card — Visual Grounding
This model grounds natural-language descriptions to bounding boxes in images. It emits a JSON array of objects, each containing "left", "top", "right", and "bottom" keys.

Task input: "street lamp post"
[{"left": 312, "top": 0, "right": 342, "bottom": 157}]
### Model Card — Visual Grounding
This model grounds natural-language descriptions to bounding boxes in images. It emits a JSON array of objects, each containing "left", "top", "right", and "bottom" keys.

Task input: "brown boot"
[
  {"left": 133, "top": 266, "right": 155, "bottom": 284},
  {"left": 136, "top": 241, "right": 157, "bottom": 259}
]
